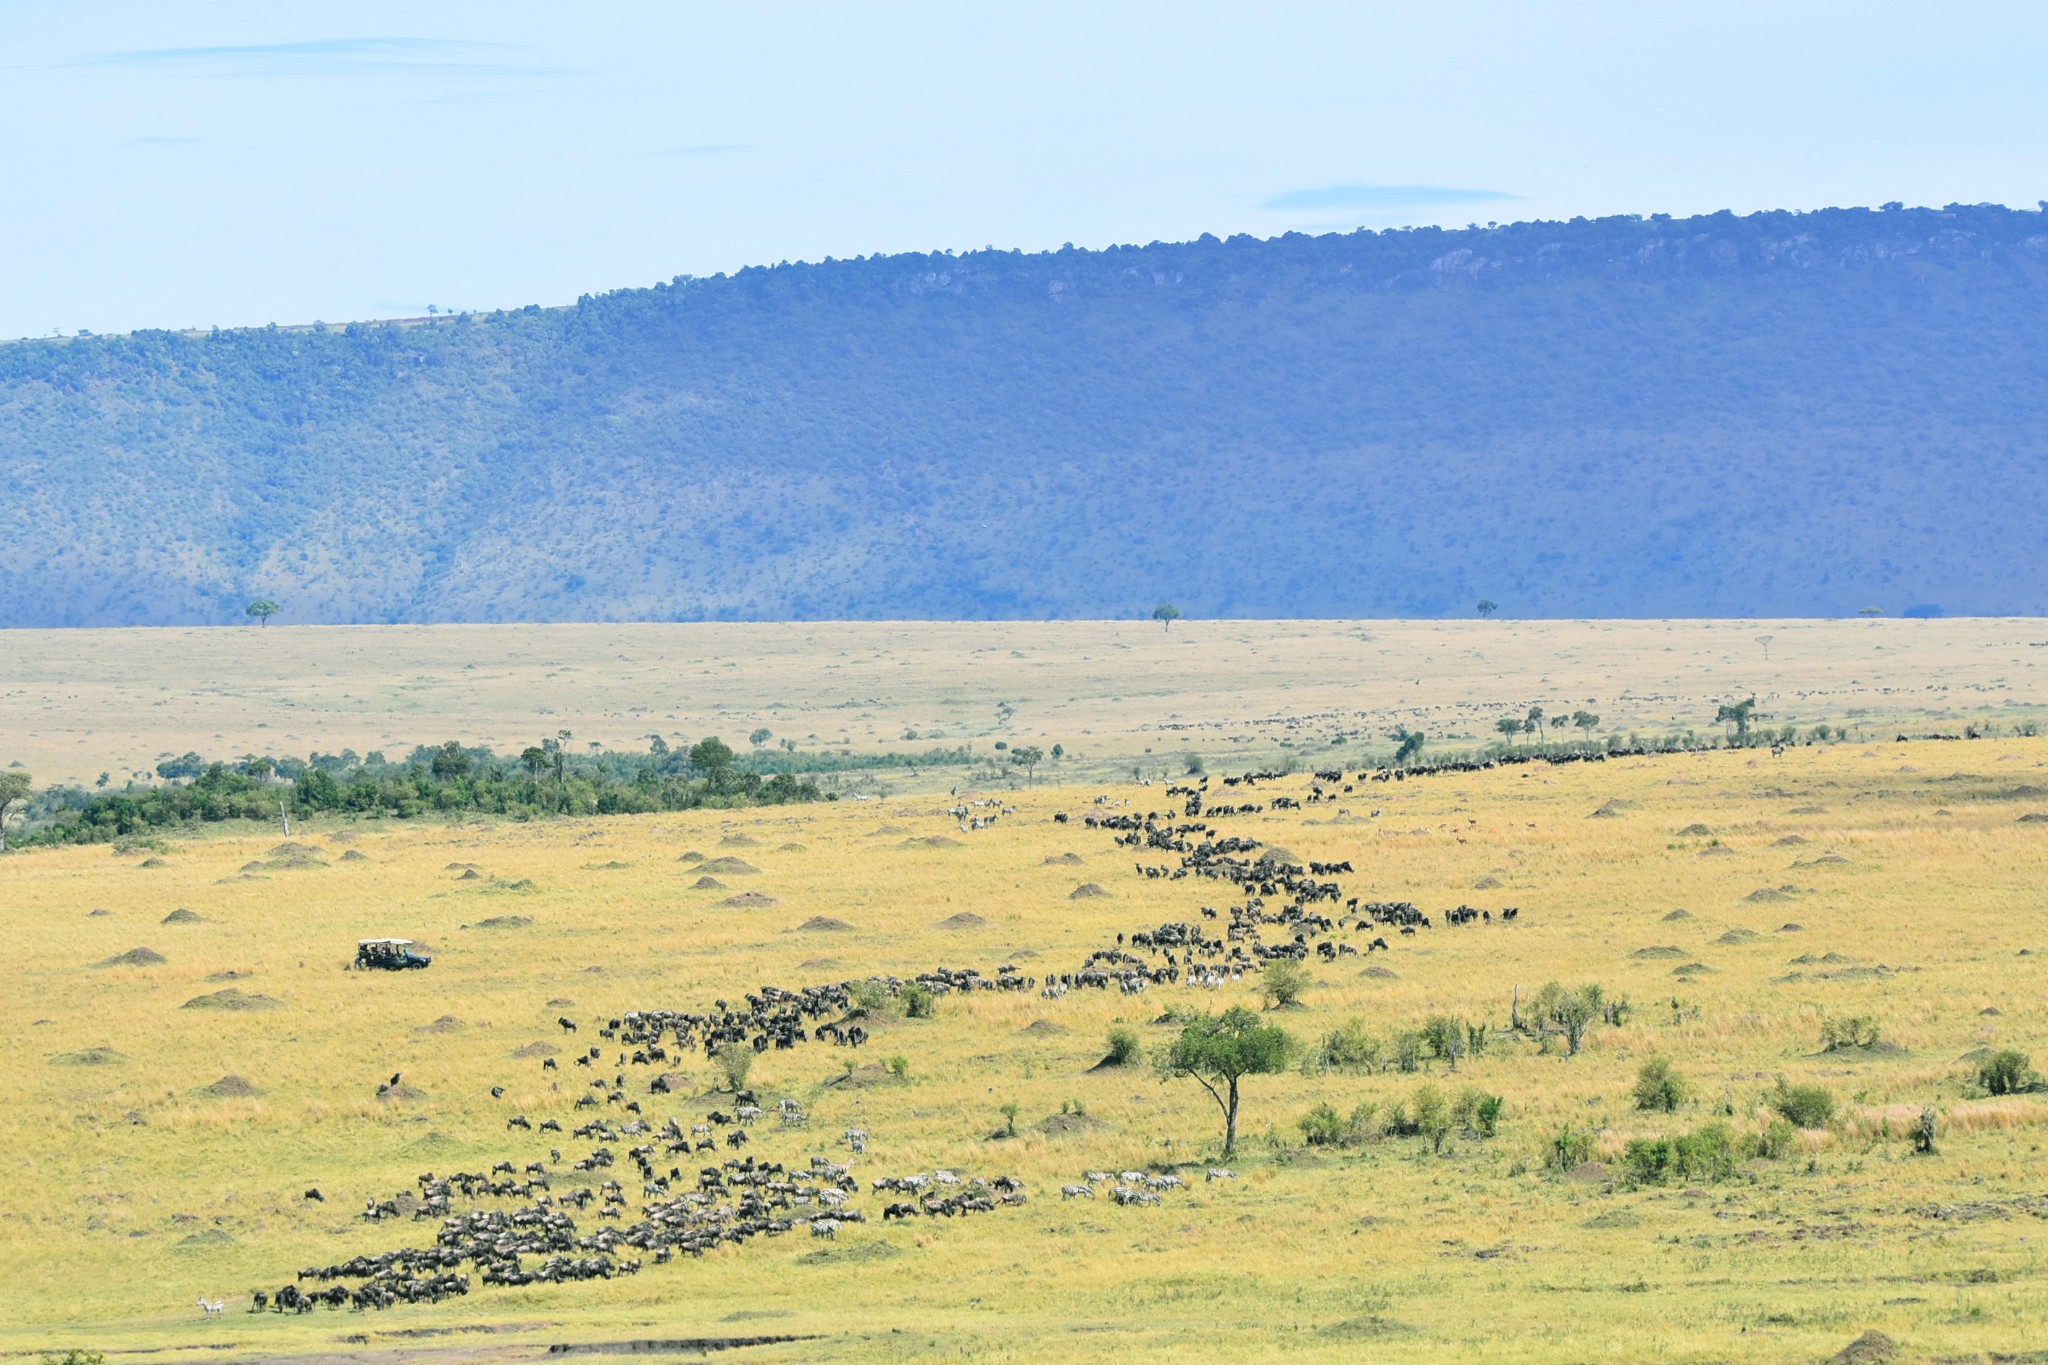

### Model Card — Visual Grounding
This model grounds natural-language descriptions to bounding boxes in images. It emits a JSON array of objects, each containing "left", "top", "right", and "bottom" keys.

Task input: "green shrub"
[
  {"left": 1261, "top": 959, "right": 1312, "bottom": 1009},
  {"left": 714, "top": 1046, "right": 752, "bottom": 1093},
  {"left": 1349, "top": 1100, "right": 1380, "bottom": 1141},
  {"left": 1299, "top": 1102, "right": 1345, "bottom": 1146},
  {"left": 1392, "top": 1030, "right": 1425, "bottom": 1073},
  {"left": 886, "top": 1055, "right": 909, "bottom": 1081},
  {"left": 1770, "top": 1076, "right": 1835, "bottom": 1129},
  {"left": 1534, "top": 981, "right": 1607, "bottom": 1054},
  {"left": 1466, "top": 1022, "right": 1491, "bottom": 1058},
  {"left": 1820, "top": 1014, "right": 1881, "bottom": 1050},
  {"left": 902, "top": 984, "right": 936, "bottom": 1019},
  {"left": 1316, "top": 1019, "right": 1381, "bottom": 1073},
  {"left": 1453, "top": 1087, "right": 1503, "bottom": 1137},
  {"left": 1749, "top": 1116, "right": 1796, "bottom": 1160},
  {"left": 1633, "top": 1057, "right": 1688, "bottom": 1113},
  {"left": 1622, "top": 1122, "right": 1737, "bottom": 1186},
  {"left": 1548, "top": 1125, "right": 1594, "bottom": 1171},
  {"left": 1979, "top": 1049, "right": 2036, "bottom": 1096},
  {"left": 1298, "top": 1100, "right": 1379, "bottom": 1147},
  {"left": 1105, "top": 1026, "right": 1141, "bottom": 1066},
  {"left": 1911, "top": 1106, "right": 1938, "bottom": 1155},
  {"left": 1412, "top": 1082, "right": 1451, "bottom": 1153},
  {"left": 849, "top": 980, "right": 890, "bottom": 1014},
  {"left": 1421, "top": 1014, "right": 1466, "bottom": 1069}
]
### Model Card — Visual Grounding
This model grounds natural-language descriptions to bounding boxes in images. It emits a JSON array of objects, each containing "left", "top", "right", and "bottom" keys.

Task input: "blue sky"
[{"left": 5, "top": 1, "right": 2045, "bottom": 337}]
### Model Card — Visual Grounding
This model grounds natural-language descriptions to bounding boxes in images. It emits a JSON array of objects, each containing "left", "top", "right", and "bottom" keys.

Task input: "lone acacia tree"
[
  {"left": 1009, "top": 744, "right": 1044, "bottom": 782},
  {"left": 1715, "top": 696, "right": 1758, "bottom": 743},
  {"left": 1532, "top": 981, "right": 1607, "bottom": 1055},
  {"left": 1151, "top": 603, "right": 1182, "bottom": 631},
  {"left": 1476, "top": 599, "right": 1498, "bottom": 618},
  {"left": 245, "top": 598, "right": 280, "bottom": 626},
  {"left": 1157, "top": 1006, "right": 1294, "bottom": 1156},
  {"left": 0, "top": 769, "right": 29, "bottom": 852},
  {"left": 690, "top": 736, "right": 736, "bottom": 775},
  {"left": 1390, "top": 727, "right": 1426, "bottom": 765}
]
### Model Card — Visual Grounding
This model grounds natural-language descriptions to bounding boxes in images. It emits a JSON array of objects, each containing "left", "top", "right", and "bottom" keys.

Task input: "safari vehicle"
[{"left": 355, "top": 937, "right": 432, "bottom": 971}]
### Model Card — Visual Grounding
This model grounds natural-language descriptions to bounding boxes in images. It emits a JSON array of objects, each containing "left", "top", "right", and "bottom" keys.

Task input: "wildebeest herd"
[
  {"left": 240, "top": 759, "right": 1531, "bottom": 1314},
  {"left": 252, "top": 1074, "right": 1032, "bottom": 1311}
]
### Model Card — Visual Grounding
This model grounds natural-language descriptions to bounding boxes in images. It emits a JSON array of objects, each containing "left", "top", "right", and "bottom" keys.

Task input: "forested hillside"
[{"left": 3, "top": 204, "right": 2046, "bottom": 626}]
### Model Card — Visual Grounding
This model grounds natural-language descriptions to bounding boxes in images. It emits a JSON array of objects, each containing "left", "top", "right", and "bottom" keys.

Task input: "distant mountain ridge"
[{"left": 3, "top": 203, "right": 2045, "bottom": 626}]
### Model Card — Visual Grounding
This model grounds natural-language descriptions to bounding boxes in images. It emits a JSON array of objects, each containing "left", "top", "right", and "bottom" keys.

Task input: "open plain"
[
  {"left": 3, "top": 618, "right": 2046, "bottom": 790},
  {"left": 4, "top": 622, "right": 2048, "bottom": 1363}
]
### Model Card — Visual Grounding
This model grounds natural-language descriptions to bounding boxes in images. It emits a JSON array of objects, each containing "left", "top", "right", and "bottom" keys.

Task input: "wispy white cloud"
[
  {"left": 1264, "top": 183, "right": 1520, "bottom": 212},
  {"left": 68, "top": 37, "right": 567, "bottom": 79}
]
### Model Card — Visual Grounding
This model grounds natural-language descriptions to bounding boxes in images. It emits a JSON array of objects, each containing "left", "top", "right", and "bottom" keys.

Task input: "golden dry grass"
[{"left": 4, "top": 731, "right": 2048, "bottom": 1362}]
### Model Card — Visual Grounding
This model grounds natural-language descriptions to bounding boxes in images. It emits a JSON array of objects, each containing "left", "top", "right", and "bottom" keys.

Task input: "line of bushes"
[{"left": 1300, "top": 1082, "right": 1503, "bottom": 1154}]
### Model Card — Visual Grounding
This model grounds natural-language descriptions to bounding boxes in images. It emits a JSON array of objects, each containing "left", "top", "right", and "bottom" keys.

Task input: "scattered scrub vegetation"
[
  {"left": 1979, "top": 1049, "right": 2038, "bottom": 1096},
  {"left": 1633, "top": 1058, "right": 1688, "bottom": 1113},
  {"left": 1770, "top": 1076, "right": 1837, "bottom": 1129},
  {"left": 1260, "top": 959, "right": 1312, "bottom": 1009},
  {"left": 1820, "top": 1014, "right": 1883, "bottom": 1051}
]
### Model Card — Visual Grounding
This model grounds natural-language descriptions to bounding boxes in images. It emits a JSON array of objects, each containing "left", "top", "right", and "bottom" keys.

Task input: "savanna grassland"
[
  {"left": 4, "top": 617, "right": 2045, "bottom": 790},
  {"left": 5, "top": 720, "right": 2048, "bottom": 1364}
]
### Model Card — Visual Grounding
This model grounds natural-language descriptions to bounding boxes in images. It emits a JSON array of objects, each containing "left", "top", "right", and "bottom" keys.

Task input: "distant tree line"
[{"left": 12, "top": 735, "right": 838, "bottom": 847}]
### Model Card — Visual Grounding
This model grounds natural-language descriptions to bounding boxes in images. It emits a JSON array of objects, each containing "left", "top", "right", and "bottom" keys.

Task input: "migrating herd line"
[{"left": 212, "top": 758, "right": 1539, "bottom": 1313}]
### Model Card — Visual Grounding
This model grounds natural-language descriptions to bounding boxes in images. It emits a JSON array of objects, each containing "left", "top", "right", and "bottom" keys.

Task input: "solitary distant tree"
[
  {"left": 1495, "top": 716, "right": 1524, "bottom": 743},
  {"left": 1476, "top": 599, "right": 1499, "bottom": 618},
  {"left": 749, "top": 727, "right": 772, "bottom": 747},
  {"left": 0, "top": 769, "right": 30, "bottom": 853},
  {"left": 1756, "top": 634, "right": 1775, "bottom": 661},
  {"left": 1537, "top": 981, "right": 1604, "bottom": 1056},
  {"left": 1152, "top": 604, "right": 1182, "bottom": 631},
  {"left": 1157, "top": 1006, "right": 1294, "bottom": 1156},
  {"left": 1572, "top": 709, "right": 1600, "bottom": 737},
  {"left": 245, "top": 598, "right": 280, "bottom": 627},
  {"left": 1390, "top": 728, "right": 1426, "bottom": 765},
  {"left": 1010, "top": 744, "right": 1044, "bottom": 782},
  {"left": 1715, "top": 696, "right": 1758, "bottom": 742},
  {"left": 1858, "top": 606, "right": 1884, "bottom": 617}
]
